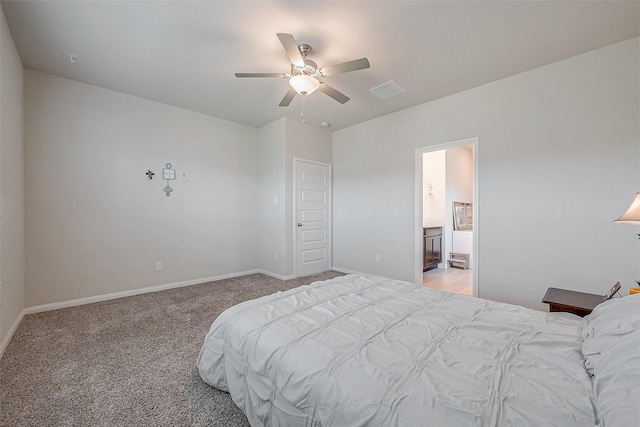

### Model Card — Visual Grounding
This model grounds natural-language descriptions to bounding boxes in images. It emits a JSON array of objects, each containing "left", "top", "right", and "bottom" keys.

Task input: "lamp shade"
[
  {"left": 289, "top": 75, "right": 319, "bottom": 95},
  {"left": 614, "top": 192, "right": 640, "bottom": 223}
]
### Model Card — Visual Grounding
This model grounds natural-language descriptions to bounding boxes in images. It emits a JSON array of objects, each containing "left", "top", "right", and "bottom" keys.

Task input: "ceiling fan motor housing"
[
  {"left": 291, "top": 59, "right": 319, "bottom": 78},
  {"left": 298, "top": 44, "right": 312, "bottom": 58}
]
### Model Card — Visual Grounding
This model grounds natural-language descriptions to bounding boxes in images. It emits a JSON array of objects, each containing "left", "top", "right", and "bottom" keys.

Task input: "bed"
[{"left": 197, "top": 274, "right": 639, "bottom": 426}]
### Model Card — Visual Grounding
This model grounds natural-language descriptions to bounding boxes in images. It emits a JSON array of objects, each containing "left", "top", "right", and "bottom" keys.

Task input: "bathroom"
[{"left": 422, "top": 144, "right": 474, "bottom": 295}]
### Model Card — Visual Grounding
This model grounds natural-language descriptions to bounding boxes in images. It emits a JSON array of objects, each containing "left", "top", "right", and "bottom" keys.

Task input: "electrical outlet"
[
  {"left": 375, "top": 255, "right": 381, "bottom": 263},
  {"left": 178, "top": 258, "right": 185, "bottom": 269},
  {"left": 155, "top": 261, "right": 162, "bottom": 272}
]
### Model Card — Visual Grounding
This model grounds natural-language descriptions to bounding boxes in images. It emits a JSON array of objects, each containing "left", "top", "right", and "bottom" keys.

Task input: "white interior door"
[{"left": 295, "top": 159, "right": 331, "bottom": 277}]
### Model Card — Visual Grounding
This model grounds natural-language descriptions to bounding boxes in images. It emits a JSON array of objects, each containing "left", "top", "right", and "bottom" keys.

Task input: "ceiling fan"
[{"left": 235, "top": 33, "right": 370, "bottom": 107}]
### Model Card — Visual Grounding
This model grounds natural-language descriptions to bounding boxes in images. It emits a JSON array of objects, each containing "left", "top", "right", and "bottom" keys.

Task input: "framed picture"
[
  {"left": 453, "top": 201, "right": 472, "bottom": 231},
  {"left": 163, "top": 163, "right": 176, "bottom": 180}
]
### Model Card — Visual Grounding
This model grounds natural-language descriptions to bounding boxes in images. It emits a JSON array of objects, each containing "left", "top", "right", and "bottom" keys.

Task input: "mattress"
[{"left": 197, "top": 274, "right": 596, "bottom": 426}]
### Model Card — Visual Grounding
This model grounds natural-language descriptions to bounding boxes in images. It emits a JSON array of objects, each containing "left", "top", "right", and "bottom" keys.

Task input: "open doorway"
[{"left": 414, "top": 138, "right": 478, "bottom": 296}]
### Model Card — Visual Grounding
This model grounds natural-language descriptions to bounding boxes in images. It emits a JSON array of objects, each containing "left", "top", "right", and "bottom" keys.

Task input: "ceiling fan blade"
[
  {"left": 279, "top": 88, "right": 297, "bottom": 107},
  {"left": 318, "top": 83, "right": 350, "bottom": 104},
  {"left": 277, "top": 33, "right": 305, "bottom": 67},
  {"left": 320, "top": 58, "right": 370, "bottom": 77},
  {"left": 235, "top": 72, "right": 286, "bottom": 78}
]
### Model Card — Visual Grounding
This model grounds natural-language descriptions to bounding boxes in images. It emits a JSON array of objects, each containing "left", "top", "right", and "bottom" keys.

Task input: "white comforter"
[{"left": 198, "top": 274, "right": 596, "bottom": 426}]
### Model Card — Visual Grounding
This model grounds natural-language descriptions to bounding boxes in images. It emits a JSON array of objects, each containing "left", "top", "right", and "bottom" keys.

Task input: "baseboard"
[
  {"left": 3, "top": 267, "right": 342, "bottom": 357},
  {"left": 23, "top": 269, "right": 262, "bottom": 315},
  {"left": 20, "top": 268, "right": 341, "bottom": 315},
  {"left": 331, "top": 266, "right": 362, "bottom": 275},
  {"left": 0, "top": 309, "right": 26, "bottom": 361},
  {"left": 256, "top": 270, "right": 296, "bottom": 280}
]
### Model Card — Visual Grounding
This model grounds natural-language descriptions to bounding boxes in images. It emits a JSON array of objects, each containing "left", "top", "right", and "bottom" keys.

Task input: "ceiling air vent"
[{"left": 370, "top": 80, "right": 406, "bottom": 99}]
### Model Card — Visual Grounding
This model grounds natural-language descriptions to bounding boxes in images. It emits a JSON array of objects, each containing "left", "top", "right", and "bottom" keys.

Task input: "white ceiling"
[{"left": 3, "top": 1, "right": 639, "bottom": 131}]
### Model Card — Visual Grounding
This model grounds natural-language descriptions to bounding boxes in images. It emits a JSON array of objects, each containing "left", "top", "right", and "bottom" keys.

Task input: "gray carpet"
[{"left": 0, "top": 271, "right": 344, "bottom": 426}]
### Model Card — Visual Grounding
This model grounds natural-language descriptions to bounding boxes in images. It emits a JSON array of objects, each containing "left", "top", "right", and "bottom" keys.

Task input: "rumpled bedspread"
[{"left": 198, "top": 274, "right": 595, "bottom": 426}]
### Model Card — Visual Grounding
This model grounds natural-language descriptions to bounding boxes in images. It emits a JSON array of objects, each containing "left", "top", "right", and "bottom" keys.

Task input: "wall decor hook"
[
  {"left": 425, "top": 182, "right": 434, "bottom": 200},
  {"left": 146, "top": 170, "right": 155, "bottom": 180}
]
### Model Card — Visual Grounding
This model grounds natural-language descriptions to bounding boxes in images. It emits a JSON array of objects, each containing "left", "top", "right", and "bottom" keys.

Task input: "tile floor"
[{"left": 422, "top": 267, "right": 473, "bottom": 296}]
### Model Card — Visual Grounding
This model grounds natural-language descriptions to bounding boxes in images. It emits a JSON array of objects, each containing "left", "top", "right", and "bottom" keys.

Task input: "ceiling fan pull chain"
[{"left": 301, "top": 95, "right": 306, "bottom": 125}]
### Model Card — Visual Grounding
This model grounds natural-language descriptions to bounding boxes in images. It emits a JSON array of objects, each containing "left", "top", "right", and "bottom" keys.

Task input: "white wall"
[
  {"left": 445, "top": 146, "right": 473, "bottom": 267},
  {"left": 24, "top": 70, "right": 259, "bottom": 307},
  {"left": 0, "top": 7, "right": 25, "bottom": 350},
  {"left": 333, "top": 38, "right": 640, "bottom": 309},
  {"left": 423, "top": 150, "right": 446, "bottom": 228},
  {"left": 258, "top": 118, "right": 286, "bottom": 277}
]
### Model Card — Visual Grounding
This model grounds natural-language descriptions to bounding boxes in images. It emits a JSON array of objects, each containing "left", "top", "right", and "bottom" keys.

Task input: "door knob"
[{"left": 297, "top": 223, "right": 303, "bottom": 227}]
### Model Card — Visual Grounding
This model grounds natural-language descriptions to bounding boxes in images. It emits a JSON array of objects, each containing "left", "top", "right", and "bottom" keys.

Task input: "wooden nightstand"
[{"left": 542, "top": 287, "right": 603, "bottom": 317}]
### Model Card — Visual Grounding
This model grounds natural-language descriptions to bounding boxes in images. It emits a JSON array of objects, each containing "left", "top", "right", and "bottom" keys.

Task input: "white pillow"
[
  {"left": 582, "top": 294, "right": 639, "bottom": 374},
  {"left": 581, "top": 295, "right": 640, "bottom": 426}
]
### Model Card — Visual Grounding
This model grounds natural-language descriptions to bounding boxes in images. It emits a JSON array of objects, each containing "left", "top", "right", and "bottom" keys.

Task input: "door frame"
[
  {"left": 293, "top": 157, "right": 333, "bottom": 278},
  {"left": 414, "top": 137, "right": 479, "bottom": 296}
]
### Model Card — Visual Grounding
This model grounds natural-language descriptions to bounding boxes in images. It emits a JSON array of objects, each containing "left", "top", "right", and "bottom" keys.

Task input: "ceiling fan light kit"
[
  {"left": 289, "top": 75, "right": 319, "bottom": 95},
  {"left": 236, "top": 33, "right": 370, "bottom": 113}
]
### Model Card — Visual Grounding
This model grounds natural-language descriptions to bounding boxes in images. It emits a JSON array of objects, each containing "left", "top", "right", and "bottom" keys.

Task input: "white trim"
[
  {"left": 293, "top": 157, "right": 333, "bottom": 279},
  {"left": 0, "top": 309, "right": 25, "bottom": 361},
  {"left": 0, "top": 267, "right": 323, "bottom": 360},
  {"left": 23, "top": 269, "right": 262, "bottom": 315},
  {"left": 331, "top": 267, "right": 363, "bottom": 275},
  {"left": 415, "top": 138, "right": 479, "bottom": 297},
  {"left": 256, "top": 269, "right": 296, "bottom": 281}
]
